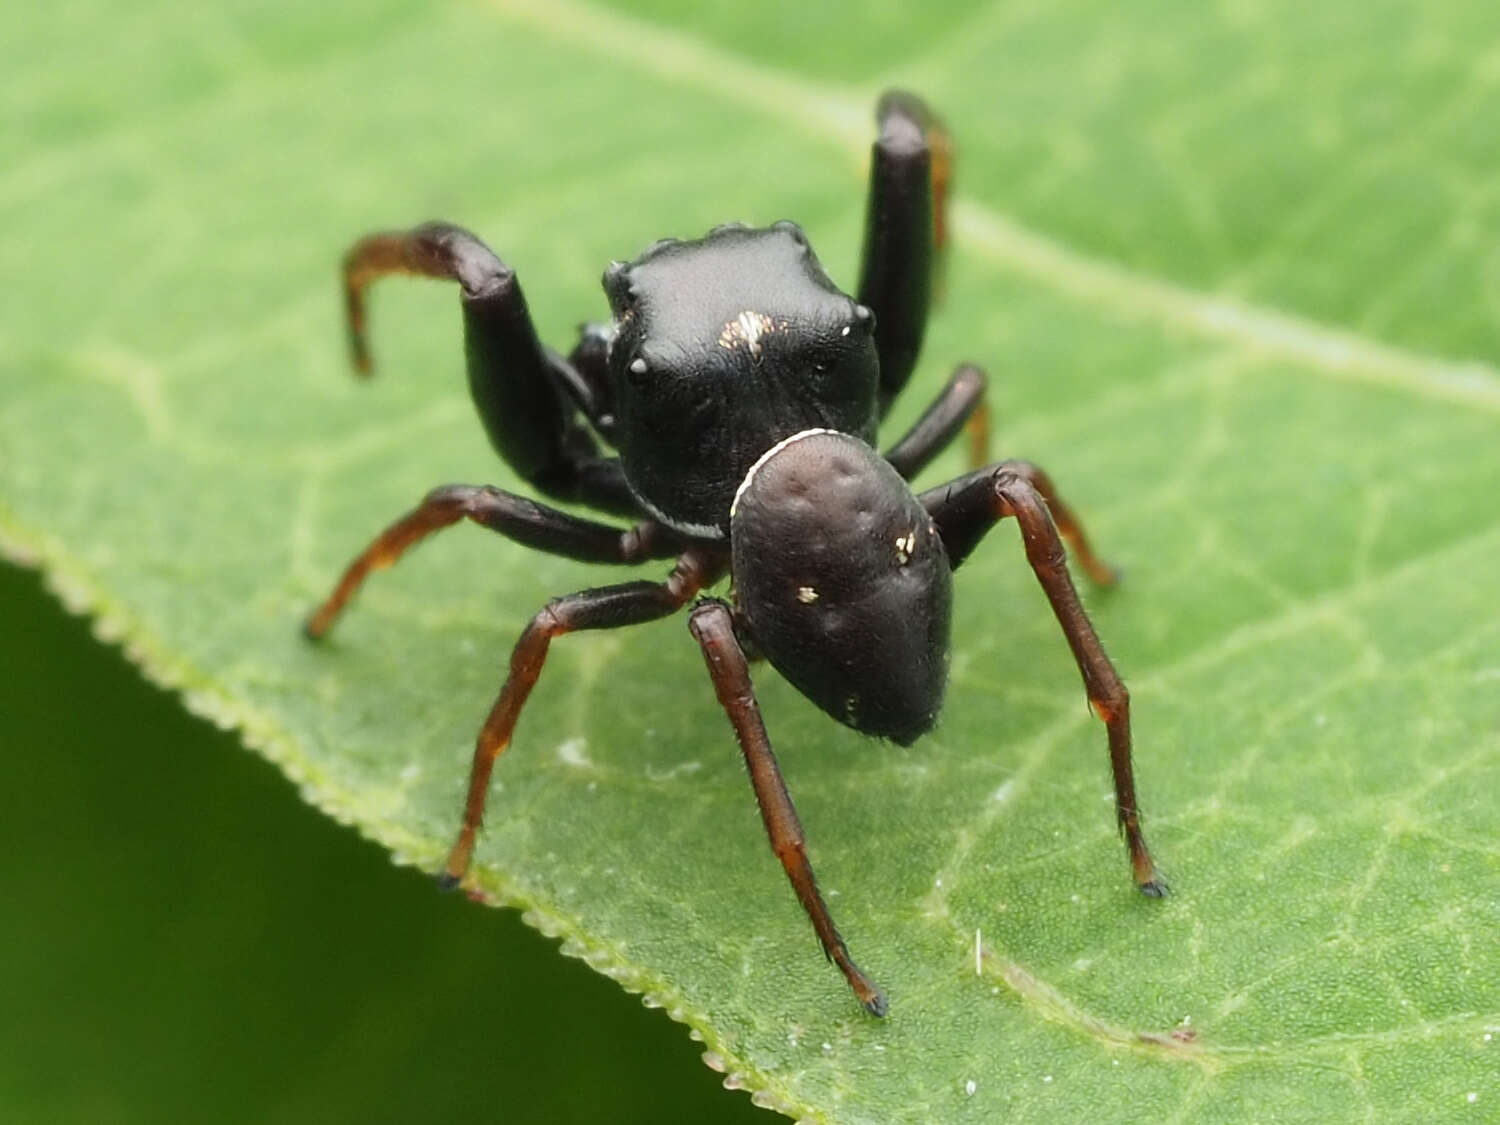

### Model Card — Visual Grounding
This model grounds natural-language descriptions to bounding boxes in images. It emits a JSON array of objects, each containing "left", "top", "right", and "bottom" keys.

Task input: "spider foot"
[{"left": 1138, "top": 877, "right": 1169, "bottom": 898}]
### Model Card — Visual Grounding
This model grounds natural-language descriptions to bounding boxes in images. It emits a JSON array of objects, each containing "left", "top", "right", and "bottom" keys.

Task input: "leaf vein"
[{"left": 488, "top": 0, "right": 1500, "bottom": 414}]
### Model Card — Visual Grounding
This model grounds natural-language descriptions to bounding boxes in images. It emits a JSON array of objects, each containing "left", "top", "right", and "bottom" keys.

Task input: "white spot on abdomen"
[{"left": 895, "top": 530, "right": 916, "bottom": 565}]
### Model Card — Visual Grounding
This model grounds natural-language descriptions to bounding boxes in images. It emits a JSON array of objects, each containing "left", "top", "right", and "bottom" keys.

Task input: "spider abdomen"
[{"left": 730, "top": 429, "right": 952, "bottom": 744}]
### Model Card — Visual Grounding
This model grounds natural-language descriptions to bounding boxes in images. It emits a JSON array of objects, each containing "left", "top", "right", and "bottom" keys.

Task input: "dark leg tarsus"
[
  {"left": 304, "top": 484, "right": 681, "bottom": 639},
  {"left": 884, "top": 362, "right": 989, "bottom": 480},
  {"left": 920, "top": 464, "right": 1163, "bottom": 895},
  {"left": 443, "top": 550, "right": 724, "bottom": 885},
  {"left": 688, "top": 600, "right": 887, "bottom": 1017}
]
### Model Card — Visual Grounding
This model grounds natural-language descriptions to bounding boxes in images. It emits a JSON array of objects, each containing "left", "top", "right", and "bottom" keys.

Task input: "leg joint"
[
  {"left": 411, "top": 222, "right": 514, "bottom": 300},
  {"left": 1090, "top": 681, "right": 1130, "bottom": 724},
  {"left": 530, "top": 601, "right": 567, "bottom": 639}
]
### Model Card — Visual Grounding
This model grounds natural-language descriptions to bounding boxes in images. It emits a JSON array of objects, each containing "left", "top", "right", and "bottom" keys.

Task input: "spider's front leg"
[
  {"left": 441, "top": 548, "right": 725, "bottom": 884},
  {"left": 920, "top": 461, "right": 1166, "bottom": 896},
  {"left": 341, "top": 222, "right": 636, "bottom": 515},
  {"left": 884, "top": 362, "right": 991, "bottom": 479},
  {"left": 689, "top": 600, "right": 887, "bottom": 1016},
  {"left": 858, "top": 90, "right": 954, "bottom": 416}
]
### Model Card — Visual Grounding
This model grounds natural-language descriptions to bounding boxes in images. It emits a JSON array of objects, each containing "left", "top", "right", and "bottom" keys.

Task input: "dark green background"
[{"left": 0, "top": 561, "right": 761, "bottom": 1123}]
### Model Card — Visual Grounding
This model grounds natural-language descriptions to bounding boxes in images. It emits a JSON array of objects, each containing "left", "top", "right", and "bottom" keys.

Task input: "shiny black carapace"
[{"left": 306, "top": 91, "right": 1165, "bottom": 1017}]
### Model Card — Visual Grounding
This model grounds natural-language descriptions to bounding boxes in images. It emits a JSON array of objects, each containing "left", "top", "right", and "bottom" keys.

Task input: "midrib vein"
[{"left": 488, "top": 0, "right": 1500, "bottom": 414}]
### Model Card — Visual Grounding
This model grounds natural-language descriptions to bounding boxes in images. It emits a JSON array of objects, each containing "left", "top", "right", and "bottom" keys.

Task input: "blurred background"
[{"left": 0, "top": 561, "right": 761, "bottom": 1123}]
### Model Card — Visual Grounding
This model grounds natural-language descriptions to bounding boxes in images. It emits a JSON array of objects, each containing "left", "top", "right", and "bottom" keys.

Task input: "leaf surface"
[{"left": 3, "top": 1, "right": 1498, "bottom": 1121}]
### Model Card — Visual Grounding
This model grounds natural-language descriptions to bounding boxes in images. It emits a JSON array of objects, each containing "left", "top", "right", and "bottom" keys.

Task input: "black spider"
[{"left": 305, "top": 91, "right": 1165, "bottom": 1017}]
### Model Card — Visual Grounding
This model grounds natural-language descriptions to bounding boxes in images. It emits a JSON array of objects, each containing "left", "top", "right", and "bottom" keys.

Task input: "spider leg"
[
  {"left": 883, "top": 362, "right": 990, "bottom": 480},
  {"left": 858, "top": 90, "right": 953, "bottom": 415},
  {"left": 919, "top": 462, "right": 1165, "bottom": 895},
  {"left": 341, "top": 222, "right": 637, "bottom": 515},
  {"left": 563, "top": 321, "right": 618, "bottom": 445},
  {"left": 304, "top": 484, "right": 682, "bottom": 639},
  {"left": 688, "top": 599, "right": 887, "bottom": 1016},
  {"left": 443, "top": 548, "right": 725, "bottom": 884}
]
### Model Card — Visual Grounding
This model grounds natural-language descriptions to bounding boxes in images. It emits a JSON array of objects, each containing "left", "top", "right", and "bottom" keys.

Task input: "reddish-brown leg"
[
  {"left": 442, "top": 550, "right": 722, "bottom": 885},
  {"left": 688, "top": 600, "right": 888, "bottom": 1017},
  {"left": 965, "top": 398, "right": 990, "bottom": 470},
  {"left": 341, "top": 224, "right": 520, "bottom": 376},
  {"left": 1001, "top": 460, "right": 1118, "bottom": 588},
  {"left": 304, "top": 484, "right": 679, "bottom": 640},
  {"left": 927, "top": 459, "right": 1118, "bottom": 587},
  {"left": 921, "top": 464, "right": 1165, "bottom": 896}
]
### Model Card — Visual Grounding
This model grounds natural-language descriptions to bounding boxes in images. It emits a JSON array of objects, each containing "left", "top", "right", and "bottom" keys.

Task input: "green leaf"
[{"left": 4, "top": 0, "right": 1498, "bottom": 1121}]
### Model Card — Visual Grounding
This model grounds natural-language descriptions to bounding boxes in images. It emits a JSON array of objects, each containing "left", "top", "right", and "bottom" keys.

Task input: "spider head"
[{"left": 603, "top": 223, "right": 879, "bottom": 537}]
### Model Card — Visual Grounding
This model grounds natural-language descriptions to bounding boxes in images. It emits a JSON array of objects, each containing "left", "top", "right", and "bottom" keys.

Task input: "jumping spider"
[{"left": 306, "top": 91, "right": 1165, "bottom": 1016}]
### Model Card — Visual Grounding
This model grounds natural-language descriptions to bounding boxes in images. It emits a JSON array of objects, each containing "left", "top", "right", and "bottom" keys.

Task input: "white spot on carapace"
[
  {"left": 964, "top": 1080, "right": 977, "bottom": 1096},
  {"left": 840, "top": 324, "right": 852, "bottom": 337},
  {"left": 797, "top": 585, "right": 819, "bottom": 604},
  {"left": 556, "top": 737, "right": 593, "bottom": 769},
  {"left": 719, "top": 309, "right": 776, "bottom": 358},
  {"left": 629, "top": 357, "right": 648, "bottom": 375},
  {"left": 895, "top": 530, "right": 917, "bottom": 565}
]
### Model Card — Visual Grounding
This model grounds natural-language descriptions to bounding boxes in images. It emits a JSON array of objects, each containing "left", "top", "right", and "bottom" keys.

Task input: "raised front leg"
[
  {"left": 688, "top": 600, "right": 887, "bottom": 1017},
  {"left": 341, "top": 222, "right": 637, "bottom": 515},
  {"left": 920, "top": 462, "right": 1165, "bottom": 896},
  {"left": 858, "top": 91, "right": 953, "bottom": 414}
]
